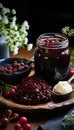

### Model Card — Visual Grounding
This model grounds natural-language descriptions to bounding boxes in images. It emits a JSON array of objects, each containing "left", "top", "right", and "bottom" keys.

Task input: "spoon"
[{"left": 52, "top": 75, "right": 74, "bottom": 98}]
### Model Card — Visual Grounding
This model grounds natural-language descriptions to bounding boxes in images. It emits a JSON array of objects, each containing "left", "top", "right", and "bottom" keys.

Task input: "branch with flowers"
[
  {"left": 0, "top": 3, "right": 33, "bottom": 55},
  {"left": 61, "top": 26, "right": 74, "bottom": 66}
]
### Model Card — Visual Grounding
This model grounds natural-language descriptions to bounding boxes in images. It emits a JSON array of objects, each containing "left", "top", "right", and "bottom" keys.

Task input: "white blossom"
[
  {"left": 3, "top": 15, "right": 9, "bottom": 24},
  {"left": 10, "top": 24, "right": 18, "bottom": 30},
  {"left": 15, "top": 42, "right": 21, "bottom": 47},
  {"left": 2, "top": 7, "right": 10, "bottom": 14},
  {"left": 13, "top": 46, "right": 19, "bottom": 55},
  {"left": 27, "top": 43, "right": 33, "bottom": 51},
  {"left": 12, "top": 9, "right": 16, "bottom": 15},
  {"left": 10, "top": 22, "right": 16, "bottom": 28},
  {"left": 0, "top": 3, "right": 33, "bottom": 55},
  {"left": 24, "top": 37, "right": 28, "bottom": 45},
  {"left": 12, "top": 16, "right": 17, "bottom": 22},
  {"left": 22, "top": 20, "right": 29, "bottom": 30}
]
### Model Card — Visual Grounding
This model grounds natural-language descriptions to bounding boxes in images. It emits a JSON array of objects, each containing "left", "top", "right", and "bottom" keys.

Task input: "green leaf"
[
  {"left": 72, "top": 111, "right": 74, "bottom": 115},
  {"left": 71, "top": 50, "right": 74, "bottom": 55},
  {"left": 5, "top": 85, "right": 12, "bottom": 91},
  {"left": 70, "top": 58, "right": 74, "bottom": 65}
]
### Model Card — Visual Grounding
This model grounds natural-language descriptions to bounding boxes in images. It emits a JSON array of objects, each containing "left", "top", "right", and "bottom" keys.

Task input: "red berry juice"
[{"left": 34, "top": 33, "right": 70, "bottom": 85}]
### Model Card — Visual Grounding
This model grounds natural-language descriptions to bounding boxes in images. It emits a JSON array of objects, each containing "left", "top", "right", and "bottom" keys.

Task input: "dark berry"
[
  {"left": 9, "top": 88, "right": 16, "bottom": 95},
  {"left": 1, "top": 117, "right": 9, "bottom": 126},
  {"left": 11, "top": 113, "right": 19, "bottom": 122},
  {"left": 15, "top": 123, "right": 22, "bottom": 130},
  {"left": 3, "top": 90, "right": 10, "bottom": 98},
  {"left": 19, "top": 117, "right": 28, "bottom": 125},
  {"left": 5, "top": 109, "right": 12, "bottom": 117},
  {"left": 11, "top": 75, "right": 52, "bottom": 105},
  {"left": 23, "top": 123, "right": 31, "bottom": 130}
]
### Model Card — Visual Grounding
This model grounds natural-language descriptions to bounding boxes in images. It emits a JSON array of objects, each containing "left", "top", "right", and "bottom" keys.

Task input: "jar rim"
[{"left": 36, "top": 33, "right": 69, "bottom": 49}]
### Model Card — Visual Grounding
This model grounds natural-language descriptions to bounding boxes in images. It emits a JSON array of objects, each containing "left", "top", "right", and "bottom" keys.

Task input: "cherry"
[
  {"left": 24, "top": 65, "right": 29, "bottom": 70},
  {"left": 1, "top": 117, "right": 9, "bottom": 126},
  {"left": 5, "top": 109, "right": 12, "bottom": 117},
  {"left": 0, "top": 60, "right": 29, "bottom": 74},
  {"left": 3, "top": 90, "right": 10, "bottom": 98},
  {"left": 23, "top": 123, "right": 31, "bottom": 130},
  {"left": 15, "top": 123, "right": 22, "bottom": 130},
  {"left": 70, "top": 68, "right": 74, "bottom": 76},
  {"left": 11, "top": 113, "right": 19, "bottom": 122},
  {"left": 13, "top": 85, "right": 17, "bottom": 90},
  {"left": 9, "top": 88, "right": 16, "bottom": 95},
  {"left": 19, "top": 116, "right": 28, "bottom": 125}
]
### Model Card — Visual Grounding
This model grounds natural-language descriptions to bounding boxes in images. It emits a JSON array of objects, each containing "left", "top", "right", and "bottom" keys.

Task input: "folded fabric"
[{"left": 37, "top": 106, "right": 74, "bottom": 130}]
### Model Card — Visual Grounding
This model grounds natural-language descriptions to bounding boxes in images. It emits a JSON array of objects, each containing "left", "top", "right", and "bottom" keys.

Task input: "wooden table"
[{"left": 0, "top": 47, "right": 74, "bottom": 130}]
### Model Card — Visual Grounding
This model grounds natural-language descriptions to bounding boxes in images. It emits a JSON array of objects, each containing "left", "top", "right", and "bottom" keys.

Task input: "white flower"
[
  {"left": 12, "top": 16, "right": 17, "bottom": 22},
  {"left": 27, "top": 43, "right": 33, "bottom": 51},
  {"left": 12, "top": 9, "right": 16, "bottom": 15},
  {"left": 2, "top": 15, "right": 9, "bottom": 24},
  {"left": 15, "top": 42, "right": 21, "bottom": 47},
  {"left": 22, "top": 20, "right": 30, "bottom": 30},
  {"left": 0, "top": 3, "right": 33, "bottom": 55},
  {"left": 2, "top": 7, "right": 10, "bottom": 14},
  {"left": 10, "top": 22, "right": 16, "bottom": 28},
  {"left": 24, "top": 37, "right": 28, "bottom": 45},
  {"left": 13, "top": 46, "right": 19, "bottom": 55},
  {"left": 11, "top": 24, "right": 18, "bottom": 30}
]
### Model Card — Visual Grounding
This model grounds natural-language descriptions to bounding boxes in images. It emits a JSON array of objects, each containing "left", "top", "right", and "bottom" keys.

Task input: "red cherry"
[
  {"left": 15, "top": 123, "right": 22, "bottom": 130},
  {"left": 19, "top": 116, "right": 28, "bottom": 125},
  {"left": 3, "top": 90, "right": 10, "bottom": 98},
  {"left": 11, "top": 113, "right": 19, "bottom": 122},
  {"left": 1, "top": 117, "right": 9, "bottom": 126},
  {"left": 9, "top": 88, "right": 16, "bottom": 95},
  {"left": 5, "top": 109, "right": 12, "bottom": 117},
  {"left": 23, "top": 123, "right": 31, "bottom": 130},
  {"left": 70, "top": 68, "right": 74, "bottom": 76},
  {"left": 13, "top": 85, "right": 17, "bottom": 90}
]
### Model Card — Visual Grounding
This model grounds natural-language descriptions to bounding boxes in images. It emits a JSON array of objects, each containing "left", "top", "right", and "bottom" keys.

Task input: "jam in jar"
[{"left": 34, "top": 33, "right": 71, "bottom": 85}]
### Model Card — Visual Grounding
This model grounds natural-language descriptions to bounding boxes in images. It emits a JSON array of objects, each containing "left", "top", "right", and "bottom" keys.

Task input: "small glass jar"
[{"left": 34, "top": 33, "right": 71, "bottom": 85}]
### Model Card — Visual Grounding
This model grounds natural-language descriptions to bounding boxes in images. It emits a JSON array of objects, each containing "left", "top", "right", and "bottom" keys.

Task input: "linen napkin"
[{"left": 37, "top": 106, "right": 74, "bottom": 130}]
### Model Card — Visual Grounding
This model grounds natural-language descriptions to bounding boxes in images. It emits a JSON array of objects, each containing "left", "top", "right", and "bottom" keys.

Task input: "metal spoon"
[{"left": 52, "top": 75, "right": 74, "bottom": 98}]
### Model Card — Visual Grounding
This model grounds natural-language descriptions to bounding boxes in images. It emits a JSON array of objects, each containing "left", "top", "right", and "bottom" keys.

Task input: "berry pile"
[
  {"left": 0, "top": 60, "right": 29, "bottom": 74},
  {"left": 40, "top": 37, "right": 63, "bottom": 47},
  {"left": 11, "top": 75, "right": 52, "bottom": 105},
  {"left": 0, "top": 108, "right": 31, "bottom": 130}
]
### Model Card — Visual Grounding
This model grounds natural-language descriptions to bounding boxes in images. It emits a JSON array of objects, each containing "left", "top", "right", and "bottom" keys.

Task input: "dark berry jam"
[
  {"left": 10, "top": 75, "right": 52, "bottom": 105},
  {"left": 34, "top": 33, "right": 71, "bottom": 85}
]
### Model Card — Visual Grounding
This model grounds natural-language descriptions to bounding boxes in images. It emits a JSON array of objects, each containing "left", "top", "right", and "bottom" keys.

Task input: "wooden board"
[{"left": 0, "top": 82, "right": 74, "bottom": 113}]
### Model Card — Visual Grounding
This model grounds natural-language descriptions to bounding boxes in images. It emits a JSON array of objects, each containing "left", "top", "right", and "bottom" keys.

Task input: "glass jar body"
[{"left": 34, "top": 33, "right": 71, "bottom": 85}]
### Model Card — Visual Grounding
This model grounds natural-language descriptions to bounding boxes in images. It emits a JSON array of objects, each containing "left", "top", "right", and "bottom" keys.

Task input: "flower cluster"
[
  {"left": 61, "top": 26, "right": 74, "bottom": 37},
  {"left": 0, "top": 3, "right": 33, "bottom": 55}
]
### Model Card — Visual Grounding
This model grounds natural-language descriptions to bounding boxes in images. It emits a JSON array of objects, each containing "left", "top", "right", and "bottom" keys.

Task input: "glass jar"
[{"left": 34, "top": 33, "right": 71, "bottom": 85}]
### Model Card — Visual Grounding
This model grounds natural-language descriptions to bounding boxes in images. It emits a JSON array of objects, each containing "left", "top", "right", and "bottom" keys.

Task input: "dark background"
[{"left": 0, "top": 0, "right": 74, "bottom": 45}]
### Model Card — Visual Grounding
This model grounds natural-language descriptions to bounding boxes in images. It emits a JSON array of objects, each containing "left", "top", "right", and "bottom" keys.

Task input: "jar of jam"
[{"left": 34, "top": 33, "right": 71, "bottom": 85}]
